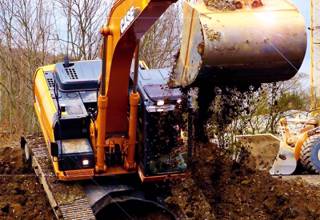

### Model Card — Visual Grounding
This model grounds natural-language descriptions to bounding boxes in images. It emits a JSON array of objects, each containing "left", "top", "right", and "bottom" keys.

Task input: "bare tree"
[
  {"left": 0, "top": 0, "right": 53, "bottom": 135},
  {"left": 226, "top": 73, "right": 309, "bottom": 136},
  {"left": 54, "top": 0, "right": 110, "bottom": 60},
  {"left": 140, "top": 2, "right": 182, "bottom": 68}
]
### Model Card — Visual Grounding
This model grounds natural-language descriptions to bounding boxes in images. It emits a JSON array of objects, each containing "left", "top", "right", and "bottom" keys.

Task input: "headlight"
[
  {"left": 157, "top": 100, "right": 165, "bottom": 106},
  {"left": 82, "top": 159, "right": 89, "bottom": 166},
  {"left": 177, "top": 98, "right": 182, "bottom": 104},
  {"left": 146, "top": 105, "right": 175, "bottom": 113}
]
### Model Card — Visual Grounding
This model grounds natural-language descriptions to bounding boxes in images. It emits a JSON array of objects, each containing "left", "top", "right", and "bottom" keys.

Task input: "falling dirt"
[
  {"left": 164, "top": 78, "right": 320, "bottom": 219},
  {"left": 0, "top": 143, "right": 54, "bottom": 220},
  {"left": 194, "top": 82, "right": 257, "bottom": 146}
]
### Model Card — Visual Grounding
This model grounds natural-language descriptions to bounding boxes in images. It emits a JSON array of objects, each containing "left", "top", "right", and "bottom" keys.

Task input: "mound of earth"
[
  {"left": 0, "top": 143, "right": 54, "bottom": 219},
  {"left": 167, "top": 143, "right": 320, "bottom": 219},
  {"left": 2, "top": 139, "right": 320, "bottom": 220}
]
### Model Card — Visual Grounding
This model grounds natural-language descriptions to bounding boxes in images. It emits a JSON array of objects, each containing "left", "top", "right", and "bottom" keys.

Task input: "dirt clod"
[{"left": 0, "top": 143, "right": 54, "bottom": 220}]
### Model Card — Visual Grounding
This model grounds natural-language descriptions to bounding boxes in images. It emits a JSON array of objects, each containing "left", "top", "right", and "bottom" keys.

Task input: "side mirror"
[{"left": 50, "top": 142, "right": 59, "bottom": 157}]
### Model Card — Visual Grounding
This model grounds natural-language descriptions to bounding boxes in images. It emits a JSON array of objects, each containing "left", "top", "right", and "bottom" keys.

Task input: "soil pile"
[
  {"left": 168, "top": 143, "right": 320, "bottom": 220},
  {"left": 166, "top": 177, "right": 215, "bottom": 220},
  {"left": 0, "top": 143, "right": 54, "bottom": 220},
  {"left": 180, "top": 68, "right": 320, "bottom": 219}
]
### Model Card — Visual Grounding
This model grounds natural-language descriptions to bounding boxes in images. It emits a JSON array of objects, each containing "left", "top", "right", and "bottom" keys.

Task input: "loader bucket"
[
  {"left": 236, "top": 134, "right": 297, "bottom": 175},
  {"left": 236, "top": 134, "right": 280, "bottom": 171},
  {"left": 171, "top": 0, "right": 307, "bottom": 87},
  {"left": 269, "top": 141, "right": 297, "bottom": 175}
]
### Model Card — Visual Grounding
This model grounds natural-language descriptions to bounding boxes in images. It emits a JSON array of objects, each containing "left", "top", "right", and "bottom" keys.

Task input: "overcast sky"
[{"left": 291, "top": 1, "right": 311, "bottom": 88}]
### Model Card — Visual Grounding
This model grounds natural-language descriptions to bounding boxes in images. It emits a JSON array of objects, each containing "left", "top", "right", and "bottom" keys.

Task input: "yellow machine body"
[
  {"left": 34, "top": 65, "right": 96, "bottom": 180},
  {"left": 33, "top": 0, "right": 307, "bottom": 181},
  {"left": 33, "top": 59, "right": 189, "bottom": 181}
]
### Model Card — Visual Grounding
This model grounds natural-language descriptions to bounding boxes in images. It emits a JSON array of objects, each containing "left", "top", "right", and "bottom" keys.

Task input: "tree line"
[
  {"left": 0, "top": 0, "right": 110, "bottom": 137},
  {"left": 0, "top": 0, "right": 308, "bottom": 142}
]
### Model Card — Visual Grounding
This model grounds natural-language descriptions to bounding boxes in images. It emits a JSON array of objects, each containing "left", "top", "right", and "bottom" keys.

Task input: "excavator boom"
[{"left": 98, "top": 0, "right": 176, "bottom": 134}]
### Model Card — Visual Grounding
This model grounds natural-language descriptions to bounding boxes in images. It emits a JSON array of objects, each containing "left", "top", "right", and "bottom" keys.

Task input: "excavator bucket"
[
  {"left": 236, "top": 134, "right": 297, "bottom": 175},
  {"left": 84, "top": 182, "right": 175, "bottom": 220},
  {"left": 171, "top": 0, "right": 307, "bottom": 87}
]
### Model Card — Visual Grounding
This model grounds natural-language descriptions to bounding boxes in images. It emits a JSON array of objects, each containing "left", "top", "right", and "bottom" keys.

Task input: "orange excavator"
[
  {"left": 23, "top": 0, "right": 307, "bottom": 218},
  {"left": 28, "top": 0, "right": 306, "bottom": 182}
]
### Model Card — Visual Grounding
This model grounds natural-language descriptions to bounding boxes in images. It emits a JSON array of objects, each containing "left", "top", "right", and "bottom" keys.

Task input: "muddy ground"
[
  {"left": 1, "top": 141, "right": 320, "bottom": 220},
  {"left": 167, "top": 143, "right": 320, "bottom": 220},
  {"left": 0, "top": 143, "right": 54, "bottom": 220}
]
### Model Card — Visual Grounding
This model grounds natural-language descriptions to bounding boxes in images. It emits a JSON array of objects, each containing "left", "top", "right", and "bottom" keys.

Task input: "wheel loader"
[
  {"left": 237, "top": 114, "right": 320, "bottom": 175},
  {"left": 23, "top": 0, "right": 307, "bottom": 218}
]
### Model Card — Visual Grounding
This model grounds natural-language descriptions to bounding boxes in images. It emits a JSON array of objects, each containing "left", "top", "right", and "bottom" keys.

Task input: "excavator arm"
[
  {"left": 93, "top": 0, "right": 177, "bottom": 172},
  {"left": 98, "top": 0, "right": 176, "bottom": 133}
]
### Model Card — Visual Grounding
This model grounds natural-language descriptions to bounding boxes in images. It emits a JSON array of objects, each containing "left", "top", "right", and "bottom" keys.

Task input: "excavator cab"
[{"left": 130, "top": 66, "right": 190, "bottom": 180}]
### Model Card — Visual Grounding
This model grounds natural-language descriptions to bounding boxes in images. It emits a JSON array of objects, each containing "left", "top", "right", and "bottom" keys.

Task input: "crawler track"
[
  {"left": 23, "top": 136, "right": 177, "bottom": 220},
  {"left": 25, "top": 136, "right": 95, "bottom": 220}
]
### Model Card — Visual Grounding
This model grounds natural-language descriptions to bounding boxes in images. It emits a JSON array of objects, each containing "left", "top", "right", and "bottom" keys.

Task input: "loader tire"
[{"left": 300, "top": 134, "right": 320, "bottom": 174}]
